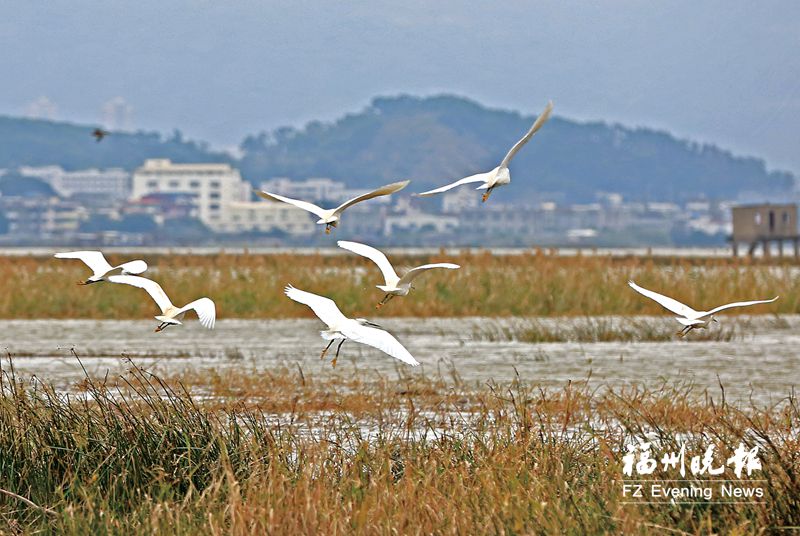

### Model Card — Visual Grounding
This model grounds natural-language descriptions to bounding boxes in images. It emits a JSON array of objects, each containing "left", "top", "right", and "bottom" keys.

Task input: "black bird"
[{"left": 92, "top": 128, "right": 111, "bottom": 142}]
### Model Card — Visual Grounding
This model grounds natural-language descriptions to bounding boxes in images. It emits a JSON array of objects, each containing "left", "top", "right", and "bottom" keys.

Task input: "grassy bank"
[
  {"left": 0, "top": 356, "right": 797, "bottom": 533},
  {"left": 0, "top": 252, "right": 796, "bottom": 319}
]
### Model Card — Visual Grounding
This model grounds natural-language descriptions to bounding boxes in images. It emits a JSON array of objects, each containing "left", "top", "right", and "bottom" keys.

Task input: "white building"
[
  {"left": 223, "top": 202, "right": 315, "bottom": 235},
  {"left": 132, "top": 159, "right": 250, "bottom": 228},
  {"left": 131, "top": 159, "right": 312, "bottom": 235},
  {"left": 384, "top": 204, "right": 459, "bottom": 236},
  {"left": 25, "top": 96, "right": 57, "bottom": 120},
  {"left": 260, "top": 177, "right": 377, "bottom": 205},
  {"left": 20, "top": 166, "right": 130, "bottom": 200},
  {"left": 441, "top": 187, "right": 480, "bottom": 213},
  {"left": 0, "top": 197, "right": 87, "bottom": 236},
  {"left": 102, "top": 96, "right": 134, "bottom": 131}
]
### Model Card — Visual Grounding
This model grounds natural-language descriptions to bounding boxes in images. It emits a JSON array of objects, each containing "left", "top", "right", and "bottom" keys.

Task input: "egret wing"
[
  {"left": 628, "top": 280, "right": 700, "bottom": 318},
  {"left": 706, "top": 296, "right": 779, "bottom": 316},
  {"left": 332, "top": 180, "right": 409, "bottom": 214},
  {"left": 500, "top": 100, "right": 553, "bottom": 168},
  {"left": 337, "top": 240, "right": 399, "bottom": 286},
  {"left": 119, "top": 260, "right": 148, "bottom": 275},
  {"left": 284, "top": 285, "right": 348, "bottom": 327},
  {"left": 177, "top": 298, "right": 216, "bottom": 329},
  {"left": 342, "top": 324, "right": 420, "bottom": 366},
  {"left": 54, "top": 251, "right": 113, "bottom": 277},
  {"left": 415, "top": 172, "right": 490, "bottom": 197},
  {"left": 255, "top": 190, "right": 328, "bottom": 218},
  {"left": 397, "top": 263, "right": 460, "bottom": 286},
  {"left": 108, "top": 275, "right": 174, "bottom": 314}
]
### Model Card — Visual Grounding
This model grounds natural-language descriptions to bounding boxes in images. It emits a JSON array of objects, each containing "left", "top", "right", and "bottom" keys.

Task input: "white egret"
[
  {"left": 54, "top": 250, "right": 147, "bottom": 285},
  {"left": 256, "top": 180, "right": 410, "bottom": 233},
  {"left": 284, "top": 285, "right": 419, "bottom": 367},
  {"left": 416, "top": 100, "right": 553, "bottom": 202},
  {"left": 337, "top": 240, "right": 460, "bottom": 308},
  {"left": 108, "top": 275, "right": 216, "bottom": 332},
  {"left": 628, "top": 280, "right": 778, "bottom": 336}
]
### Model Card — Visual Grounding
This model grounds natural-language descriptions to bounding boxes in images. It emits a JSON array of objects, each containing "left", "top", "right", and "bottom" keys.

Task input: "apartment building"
[
  {"left": 0, "top": 196, "right": 87, "bottom": 237},
  {"left": 20, "top": 166, "right": 131, "bottom": 200},
  {"left": 131, "top": 159, "right": 250, "bottom": 228},
  {"left": 131, "top": 159, "right": 314, "bottom": 235}
]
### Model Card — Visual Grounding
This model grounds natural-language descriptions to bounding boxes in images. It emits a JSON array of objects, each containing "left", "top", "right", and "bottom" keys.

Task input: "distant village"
[{"left": 0, "top": 158, "right": 739, "bottom": 247}]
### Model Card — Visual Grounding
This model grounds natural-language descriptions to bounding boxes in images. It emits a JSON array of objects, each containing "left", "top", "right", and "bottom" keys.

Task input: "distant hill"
[
  {"left": 0, "top": 116, "right": 232, "bottom": 171},
  {"left": 239, "top": 95, "right": 794, "bottom": 202},
  {"left": 0, "top": 96, "right": 793, "bottom": 203}
]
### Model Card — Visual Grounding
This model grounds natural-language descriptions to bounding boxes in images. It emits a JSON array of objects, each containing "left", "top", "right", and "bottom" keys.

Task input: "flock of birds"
[{"left": 66, "top": 100, "right": 779, "bottom": 366}]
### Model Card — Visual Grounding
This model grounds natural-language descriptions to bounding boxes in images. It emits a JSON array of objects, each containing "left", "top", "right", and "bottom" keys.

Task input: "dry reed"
[
  {"left": 0, "top": 252, "right": 795, "bottom": 320},
  {"left": 0, "top": 355, "right": 797, "bottom": 533}
]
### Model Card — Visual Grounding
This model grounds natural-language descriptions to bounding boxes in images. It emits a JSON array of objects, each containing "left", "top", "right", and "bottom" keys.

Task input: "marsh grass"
[
  {"left": 0, "top": 354, "right": 798, "bottom": 533},
  {"left": 471, "top": 317, "right": 743, "bottom": 343},
  {"left": 1, "top": 252, "right": 796, "bottom": 319}
]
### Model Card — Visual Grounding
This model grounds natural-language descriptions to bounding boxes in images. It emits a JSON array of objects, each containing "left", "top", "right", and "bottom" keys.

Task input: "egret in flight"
[
  {"left": 108, "top": 275, "right": 216, "bottom": 332},
  {"left": 284, "top": 285, "right": 419, "bottom": 367},
  {"left": 628, "top": 280, "right": 778, "bottom": 336},
  {"left": 256, "top": 180, "right": 410, "bottom": 233},
  {"left": 55, "top": 250, "right": 147, "bottom": 285},
  {"left": 338, "top": 240, "right": 460, "bottom": 308},
  {"left": 416, "top": 100, "right": 553, "bottom": 202}
]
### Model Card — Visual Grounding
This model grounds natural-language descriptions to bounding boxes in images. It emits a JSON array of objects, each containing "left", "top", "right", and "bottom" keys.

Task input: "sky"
[{"left": 1, "top": 0, "right": 799, "bottom": 173}]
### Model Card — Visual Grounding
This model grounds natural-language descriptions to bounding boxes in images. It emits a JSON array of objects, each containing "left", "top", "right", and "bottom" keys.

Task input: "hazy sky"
[{"left": 1, "top": 1, "right": 799, "bottom": 172}]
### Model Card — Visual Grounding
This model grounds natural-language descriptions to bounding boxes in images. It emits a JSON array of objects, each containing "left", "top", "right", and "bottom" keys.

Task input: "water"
[
  {"left": 1, "top": 316, "right": 797, "bottom": 405},
  {"left": 0, "top": 246, "right": 735, "bottom": 257}
]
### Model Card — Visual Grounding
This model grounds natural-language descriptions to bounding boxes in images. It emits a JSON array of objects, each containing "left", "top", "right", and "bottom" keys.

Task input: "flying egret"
[
  {"left": 337, "top": 240, "right": 460, "bottom": 308},
  {"left": 54, "top": 250, "right": 148, "bottom": 285},
  {"left": 284, "top": 285, "right": 419, "bottom": 367},
  {"left": 256, "top": 180, "right": 410, "bottom": 233},
  {"left": 108, "top": 275, "right": 216, "bottom": 332},
  {"left": 628, "top": 280, "right": 778, "bottom": 336},
  {"left": 416, "top": 100, "right": 553, "bottom": 202}
]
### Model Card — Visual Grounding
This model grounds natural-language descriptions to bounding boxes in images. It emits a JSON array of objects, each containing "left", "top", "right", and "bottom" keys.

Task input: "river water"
[{"left": 1, "top": 316, "right": 797, "bottom": 405}]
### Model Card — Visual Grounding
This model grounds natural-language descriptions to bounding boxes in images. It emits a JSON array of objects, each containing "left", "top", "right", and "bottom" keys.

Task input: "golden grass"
[
  {"left": 1, "top": 356, "right": 798, "bottom": 534},
  {"left": 0, "top": 251, "right": 794, "bottom": 320}
]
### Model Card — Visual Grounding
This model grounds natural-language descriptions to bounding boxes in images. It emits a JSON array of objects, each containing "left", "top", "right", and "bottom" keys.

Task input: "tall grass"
[
  {"left": 0, "top": 252, "right": 796, "bottom": 319},
  {"left": 0, "top": 355, "right": 798, "bottom": 533}
]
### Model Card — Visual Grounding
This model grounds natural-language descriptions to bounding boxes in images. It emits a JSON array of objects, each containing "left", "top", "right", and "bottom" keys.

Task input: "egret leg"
[
  {"left": 482, "top": 187, "right": 494, "bottom": 203},
  {"left": 331, "top": 339, "right": 345, "bottom": 368},
  {"left": 320, "top": 340, "right": 334, "bottom": 360},
  {"left": 155, "top": 322, "right": 166, "bottom": 333},
  {"left": 325, "top": 224, "right": 332, "bottom": 234},
  {"left": 375, "top": 294, "right": 394, "bottom": 309}
]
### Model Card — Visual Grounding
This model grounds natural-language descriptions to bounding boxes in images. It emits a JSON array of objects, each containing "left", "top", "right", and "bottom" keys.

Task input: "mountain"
[
  {"left": 0, "top": 116, "right": 232, "bottom": 171},
  {"left": 239, "top": 95, "right": 794, "bottom": 202},
  {"left": 0, "top": 95, "right": 793, "bottom": 202}
]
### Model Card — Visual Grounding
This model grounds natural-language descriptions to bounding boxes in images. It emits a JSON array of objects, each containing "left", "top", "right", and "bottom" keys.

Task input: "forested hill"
[
  {"left": 0, "top": 116, "right": 231, "bottom": 171},
  {"left": 0, "top": 95, "right": 793, "bottom": 202},
  {"left": 239, "top": 95, "right": 794, "bottom": 202}
]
